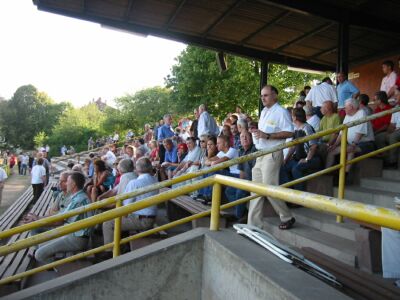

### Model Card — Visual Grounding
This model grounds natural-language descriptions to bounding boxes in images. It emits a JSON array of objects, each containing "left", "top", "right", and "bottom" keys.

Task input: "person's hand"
[
  {"left": 298, "top": 158, "right": 307, "bottom": 164},
  {"left": 327, "top": 143, "right": 336, "bottom": 152},
  {"left": 161, "top": 162, "right": 169, "bottom": 167}
]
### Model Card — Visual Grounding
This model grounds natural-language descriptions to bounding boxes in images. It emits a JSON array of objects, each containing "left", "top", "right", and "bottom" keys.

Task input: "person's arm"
[
  {"left": 210, "top": 156, "right": 229, "bottom": 166},
  {"left": 328, "top": 133, "right": 342, "bottom": 151},
  {"left": 284, "top": 147, "right": 295, "bottom": 164},
  {"left": 299, "top": 144, "right": 318, "bottom": 164},
  {"left": 255, "top": 130, "right": 293, "bottom": 140},
  {"left": 95, "top": 171, "right": 108, "bottom": 187}
]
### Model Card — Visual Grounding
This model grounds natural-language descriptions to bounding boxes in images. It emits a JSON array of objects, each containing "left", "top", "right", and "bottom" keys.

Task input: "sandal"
[{"left": 279, "top": 217, "right": 296, "bottom": 230}]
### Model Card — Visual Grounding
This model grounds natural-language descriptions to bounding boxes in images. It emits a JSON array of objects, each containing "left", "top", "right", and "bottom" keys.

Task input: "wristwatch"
[{"left": 266, "top": 133, "right": 271, "bottom": 140}]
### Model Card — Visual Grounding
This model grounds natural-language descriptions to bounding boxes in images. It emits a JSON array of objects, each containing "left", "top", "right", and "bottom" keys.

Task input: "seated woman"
[
  {"left": 85, "top": 159, "right": 115, "bottom": 202},
  {"left": 279, "top": 107, "right": 321, "bottom": 191},
  {"left": 33, "top": 172, "right": 93, "bottom": 263},
  {"left": 166, "top": 143, "right": 188, "bottom": 179},
  {"left": 148, "top": 140, "right": 159, "bottom": 163}
]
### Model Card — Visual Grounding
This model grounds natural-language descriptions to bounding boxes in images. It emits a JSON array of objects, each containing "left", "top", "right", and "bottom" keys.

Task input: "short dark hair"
[
  {"left": 217, "top": 134, "right": 230, "bottom": 145},
  {"left": 37, "top": 158, "right": 44, "bottom": 165},
  {"left": 69, "top": 171, "right": 86, "bottom": 190},
  {"left": 186, "top": 136, "right": 197, "bottom": 144},
  {"left": 322, "top": 77, "right": 332, "bottom": 84},
  {"left": 304, "top": 86, "right": 311, "bottom": 90},
  {"left": 382, "top": 60, "right": 394, "bottom": 70},
  {"left": 375, "top": 91, "right": 389, "bottom": 104},
  {"left": 262, "top": 85, "right": 279, "bottom": 95},
  {"left": 138, "top": 138, "right": 145, "bottom": 145},
  {"left": 293, "top": 107, "right": 307, "bottom": 123},
  {"left": 94, "top": 159, "right": 107, "bottom": 172},
  {"left": 207, "top": 135, "right": 217, "bottom": 145},
  {"left": 359, "top": 94, "right": 370, "bottom": 106}
]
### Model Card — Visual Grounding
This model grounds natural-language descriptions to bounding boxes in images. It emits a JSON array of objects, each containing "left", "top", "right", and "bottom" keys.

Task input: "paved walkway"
[{"left": 0, "top": 171, "right": 31, "bottom": 216}]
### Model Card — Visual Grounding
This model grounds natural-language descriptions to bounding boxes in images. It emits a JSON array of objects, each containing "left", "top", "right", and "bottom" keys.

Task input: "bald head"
[{"left": 321, "top": 101, "right": 334, "bottom": 116}]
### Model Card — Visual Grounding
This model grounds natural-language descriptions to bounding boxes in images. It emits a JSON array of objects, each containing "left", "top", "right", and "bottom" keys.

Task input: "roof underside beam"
[
  {"left": 257, "top": 0, "right": 400, "bottom": 34},
  {"left": 165, "top": 0, "right": 187, "bottom": 29},
  {"left": 35, "top": 3, "right": 334, "bottom": 71}
]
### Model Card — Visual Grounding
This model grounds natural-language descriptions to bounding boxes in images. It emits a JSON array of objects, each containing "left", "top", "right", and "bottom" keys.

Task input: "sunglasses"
[{"left": 200, "top": 140, "right": 206, "bottom": 143}]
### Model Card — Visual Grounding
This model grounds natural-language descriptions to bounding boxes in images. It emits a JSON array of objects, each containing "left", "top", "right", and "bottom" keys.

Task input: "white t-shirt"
[
  {"left": 31, "top": 165, "right": 46, "bottom": 184},
  {"left": 343, "top": 109, "right": 374, "bottom": 144},
  {"left": 305, "top": 82, "right": 338, "bottom": 107},
  {"left": 307, "top": 115, "right": 320, "bottom": 132},
  {"left": 183, "top": 146, "right": 202, "bottom": 163},
  {"left": 217, "top": 147, "right": 240, "bottom": 174},
  {"left": 21, "top": 155, "right": 29, "bottom": 165},
  {"left": 380, "top": 71, "right": 397, "bottom": 95},
  {"left": 103, "top": 150, "right": 116, "bottom": 167},
  {"left": 0, "top": 167, "right": 8, "bottom": 182},
  {"left": 391, "top": 111, "right": 400, "bottom": 129},
  {"left": 257, "top": 103, "right": 294, "bottom": 150}
]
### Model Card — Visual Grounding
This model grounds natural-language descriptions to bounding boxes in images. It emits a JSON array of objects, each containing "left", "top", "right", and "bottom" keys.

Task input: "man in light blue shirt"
[
  {"left": 337, "top": 72, "right": 360, "bottom": 117},
  {"left": 101, "top": 157, "right": 158, "bottom": 258},
  {"left": 157, "top": 114, "right": 175, "bottom": 141}
]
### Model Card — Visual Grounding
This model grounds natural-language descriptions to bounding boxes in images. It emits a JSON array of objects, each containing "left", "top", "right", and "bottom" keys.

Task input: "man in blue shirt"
[
  {"left": 101, "top": 157, "right": 158, "bottom": 260},
  {"left": 337, "top": 72, "right": 360, "bottom": 118},
  {"left": 35, "top": 172, "right": 92, "bottom": 263},
  {"left": 157, "top": 114, "right": 174, "bottom": 141}
]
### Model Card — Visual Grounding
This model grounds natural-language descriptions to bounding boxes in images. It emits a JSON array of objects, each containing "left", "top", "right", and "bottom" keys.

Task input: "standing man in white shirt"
[
  {"left": 197, "top": 104, "right": 220, "bottom": 137},
  {"left": 305, "top": 77, "right": 338, "bottom": 118},
  {"left": 249, "top": 85, "right": 295, "bottom": 230},
  {"left": 381, "top": 60, "right": 397, "bottom": 99},
  {"left": 101, "top": 146, "right": 117, "bottom": 168},
  {"left": 31, "top": 157, "right": 46, "bottom": 204},
  {"left": 0, "top": 166, "right": 7, "bottom": 205}
]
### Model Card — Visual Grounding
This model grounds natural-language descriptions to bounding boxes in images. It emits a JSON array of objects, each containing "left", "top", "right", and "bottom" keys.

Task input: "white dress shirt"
[
  {"left": 305, "top": 82, "right": 338, "bottom": 107},
  {"left": 198, "top": 111, "right": 220, "bottom": 137}
]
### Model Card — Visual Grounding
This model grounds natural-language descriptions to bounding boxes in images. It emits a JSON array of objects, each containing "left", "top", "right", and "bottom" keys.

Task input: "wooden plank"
[
  {"left": 301, "top": 247, "right": 400, "bottom": 300},
  {"left": 0, "top": 188, "right": 32, "bottom": 226},
  {"left": 1, "top": 233, "right": 29, "bottom": 279},
  {"left": 0, "top": 188, "right": 33, "bottom": 231},
  {"left": 0, "top": 233, "right": 24, "bottom": 278}
]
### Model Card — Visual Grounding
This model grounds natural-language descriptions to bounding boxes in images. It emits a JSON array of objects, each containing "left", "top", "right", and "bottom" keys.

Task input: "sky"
[{"left": 0, "top": 1, "right": 187, "bottom": 107}]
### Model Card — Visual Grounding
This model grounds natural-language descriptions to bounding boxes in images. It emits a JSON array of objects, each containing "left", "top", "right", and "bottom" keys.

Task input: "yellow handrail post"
[
  {"left": 210, "top": 183, "right": 222, "bottom": 231},
  {"left": 337, "top": 127, "right": 348, "bottom": 223},
  {"left": 113, "top": 199, "right": 122, "bottom": 257}
]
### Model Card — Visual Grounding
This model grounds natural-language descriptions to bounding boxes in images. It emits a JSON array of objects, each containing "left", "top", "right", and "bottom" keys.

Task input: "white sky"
[{"left": 0, "top": 1, "right": 186, "bottom": 107}]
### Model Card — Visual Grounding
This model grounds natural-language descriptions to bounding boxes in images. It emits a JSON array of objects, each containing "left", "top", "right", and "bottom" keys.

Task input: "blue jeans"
[
  {"left": 279, "top": 157, "right": 322, "bottom": 191},
  {"left": 224, "top": 173, "right": 248, "bottom": 219},
  {"left": 197, "top": 169, "right": 230, "bottom": 199}
]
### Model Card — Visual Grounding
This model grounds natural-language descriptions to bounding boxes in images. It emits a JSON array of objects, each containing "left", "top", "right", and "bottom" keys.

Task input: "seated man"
[
  {"left": 317, "top": 100, "right": 341, "bottom": 160},
  {"left": 325, "top": 98, "right": 375, "bottom": 175},
  {"left": 172, "top": 137, "right": 202, "bottom": 178},
  {"left": 226, "top": 131, "right": 257, "bottom": 220},
  {"left": 34, "top": 172, "right": 92, "bottom": 263},
  {"left": 280, "top": 108, "right": 321, "bottom": 191},
  {"left": 101, "top": 158, "right": 158, "bottom": 259},
  {"left": 375, "top": 88, "right": 400, "bottom": 167},
  {"left": 304, "top": 105, "right": 320, "bottom": 132},
  {"left": 159, "top": 138, "right": 178, "bottom": 180},
  {"left": 372, "top": 91, "right": 392, "bottom": 135}
]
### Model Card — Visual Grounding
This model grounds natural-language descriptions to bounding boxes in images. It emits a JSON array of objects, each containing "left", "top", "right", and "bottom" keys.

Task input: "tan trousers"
[
  {"left": 103, "top": 214, "right": 154, "bottom": 246},
  {"left": 0, "top": 182, "right": 4, "bottom": 205},
  {"left": 375, "top": 130, "right": 400, "bottom": 164},
  {"left": 248, "top": 151, "right": 292, "bottom": 228}
]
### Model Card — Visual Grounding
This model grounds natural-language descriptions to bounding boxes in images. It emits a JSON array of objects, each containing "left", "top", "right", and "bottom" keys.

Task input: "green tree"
[
  {"left": 0, "top": 85, "right": 66, "bottom": 149},
  {"left": 47, "top": 103, "right": 106, "bottom": 156},
  {"left": 114, "top": 87, "right": 173, "bottom": 134},
  {"left": 165, "top": 46, "right": 328, "bottom": 120}
]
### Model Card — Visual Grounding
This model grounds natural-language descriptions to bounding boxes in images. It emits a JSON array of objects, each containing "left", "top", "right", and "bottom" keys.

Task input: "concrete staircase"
[{"left": 262, "top": 159, "right": 399, "bottom": 269}]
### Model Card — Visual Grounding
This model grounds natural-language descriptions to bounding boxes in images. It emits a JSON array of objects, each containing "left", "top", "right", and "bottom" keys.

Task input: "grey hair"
[
  {"left": 118, "top": 159, "right": 134, "bottom": 174},
  {"left": 163, "top": 114, "right": 172, "bottom": 119},
  {"left": 60, "top": 171, "right": 71, "bottom": 180},
  {"left": 345, "top": 98, "right": 359, "bottom": 109},
  {"left": 199, "top": 104, "right": 207, "bottom": 111},
  {"left": 303, "top": 105, "right": 314, "bottom": 116},
  {"left": 136, "top": 146, "right": 146, "bottom": 157},
  {"left": 135, "top": 157, "right": 153, "bottom": 174},
  {"left": 237, "top": 119, "right": 248, "bottom": 130}
]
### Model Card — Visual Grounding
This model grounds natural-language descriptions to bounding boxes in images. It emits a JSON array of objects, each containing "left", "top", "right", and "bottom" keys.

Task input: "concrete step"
[
  {"left": 262, "top": 217, "right": 357, "bottom": 267},
  {"left": 333, "top": 186, "right": 397, "bottom": 209},
  {"left": 291, "top": 208, "right": 357, "bottom": 241},
  {"left": 360, "top": 177, "right": 400, "bottom": 194},
  {"left": 382, "top": 169, "right": 400, "bottom": 180}
]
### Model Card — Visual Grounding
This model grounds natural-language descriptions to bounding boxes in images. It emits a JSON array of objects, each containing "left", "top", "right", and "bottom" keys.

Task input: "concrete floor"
[{"left": 0, "top": 170, "right": 31, "bottom": 215}]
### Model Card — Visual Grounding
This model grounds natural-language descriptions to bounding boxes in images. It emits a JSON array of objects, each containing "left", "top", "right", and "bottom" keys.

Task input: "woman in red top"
[
  {"left": 372, "top": 91, "right": 392, "bottom": 134},
  {"left": 149, "top": 140, "right": 159, "bottom": 162}
]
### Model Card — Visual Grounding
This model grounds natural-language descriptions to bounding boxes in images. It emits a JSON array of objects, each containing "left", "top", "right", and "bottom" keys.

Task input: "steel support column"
[
  {"left": 259, "top": 61, "right": 268, "bottom": 116},
  {"left": 337, "top": 21, "right": 349, "bottom": 74}
]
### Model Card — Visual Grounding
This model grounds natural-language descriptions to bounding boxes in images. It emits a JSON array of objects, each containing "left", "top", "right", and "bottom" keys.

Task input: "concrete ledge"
[{"left": 355, "top": 227, "right": 382, "bottom": 273}]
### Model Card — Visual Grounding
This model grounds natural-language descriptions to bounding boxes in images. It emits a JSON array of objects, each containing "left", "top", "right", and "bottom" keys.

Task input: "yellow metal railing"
[{"left": 1, "top": 106, "right": 400, "bottom": 285}]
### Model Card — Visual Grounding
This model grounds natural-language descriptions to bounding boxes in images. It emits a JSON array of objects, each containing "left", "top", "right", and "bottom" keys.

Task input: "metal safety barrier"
[{"left": 0, "top": 106, "right": 400, "bottom": 285}]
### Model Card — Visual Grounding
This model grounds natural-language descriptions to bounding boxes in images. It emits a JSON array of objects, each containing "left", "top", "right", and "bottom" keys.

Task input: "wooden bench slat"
[
  {"left": 0, "top": 188, "right": 32, "bottom": 227},
  {"left": 0, "top": 233, "right": 25, "bottom": 278},
  {"left": 0, "top": 188, "right": 33, "bottom": 231},
  {"left": 1, "top": 233, "right": 30, "bottom": 279}
]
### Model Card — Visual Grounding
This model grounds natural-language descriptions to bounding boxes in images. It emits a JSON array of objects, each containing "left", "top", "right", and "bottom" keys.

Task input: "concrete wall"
[
  {"left": 8, "top": 229, "right": 351, "bottom": 300},
  {"left": 201, "top": 231, "right": 350, "bottom": 300},
  {"left": 350, "top": 54, "right": 399, "bottom": 99}
]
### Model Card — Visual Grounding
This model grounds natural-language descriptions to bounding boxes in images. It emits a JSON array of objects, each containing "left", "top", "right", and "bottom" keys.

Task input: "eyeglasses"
[{"left": 200, "top": 140, "right": 206, "bottom": 143}]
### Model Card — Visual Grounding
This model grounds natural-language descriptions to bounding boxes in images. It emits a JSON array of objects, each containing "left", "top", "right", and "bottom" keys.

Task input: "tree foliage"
[
  {"left": 46, "top": 103, "right": 106, "bottom": 156},
  {"left": 0, "top": 85, "right": 66, "bottom": 149},
  {"left": 165, "top": 46, "right": 328, "bottom": 120}
]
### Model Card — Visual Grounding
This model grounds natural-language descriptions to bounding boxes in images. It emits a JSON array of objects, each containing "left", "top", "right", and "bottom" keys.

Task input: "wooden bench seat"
[
  {"left": 0, "top": 187, "right": 33, "bottom": 238},
  {"left": 0, "top": 182, "right": 57, "bottom": 294},
  {"left": 162, "top": 188, "right": 231, "bottom": 228},
  {"left": 301, "top": 247, "right": 400, "bottom": 300}
]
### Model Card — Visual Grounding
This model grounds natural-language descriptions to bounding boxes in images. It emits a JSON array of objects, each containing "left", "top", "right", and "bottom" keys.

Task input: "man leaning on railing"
[{"left": 33, "top": 172, "right": 93, "bottom": 263}]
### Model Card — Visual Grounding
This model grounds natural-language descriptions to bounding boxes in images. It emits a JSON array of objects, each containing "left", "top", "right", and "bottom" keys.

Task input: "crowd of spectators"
[{"left": 9, "top": 60, "right": 400, "bottom": 281}]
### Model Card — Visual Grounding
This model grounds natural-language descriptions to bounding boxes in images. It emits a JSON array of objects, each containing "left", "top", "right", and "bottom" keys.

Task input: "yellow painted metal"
[
  {"left": 0, "top": 177, "right": 214, "bottom": 257},
  {"left": 210, "top": 183, "right": 222, "bottom": 231},
  {"left": 214, "top": 175, "right": 400, "bottom": 230},
  {"left": 113, "top": 199, "right": 122, "bottom": 257},
  {"left": 337, "top": 127, "right": 348, "bottom": 223},
  {"left": 0, "top": 194, "right": 259, "bottom": 285}
]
